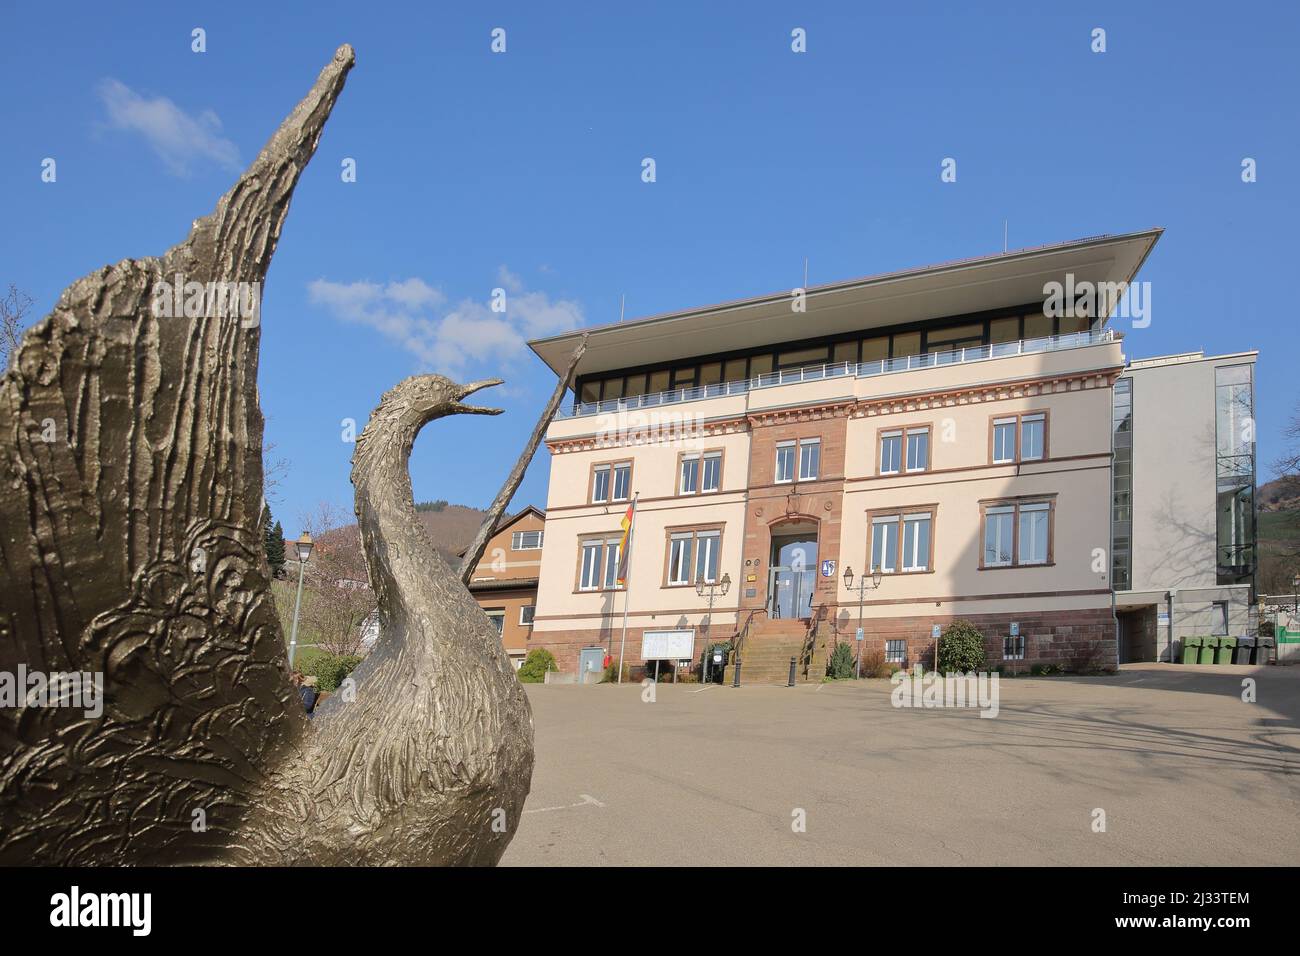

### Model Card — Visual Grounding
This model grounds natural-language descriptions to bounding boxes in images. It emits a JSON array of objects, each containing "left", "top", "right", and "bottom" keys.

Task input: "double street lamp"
[
  {"left": 842, "top": 565, "right": 883, "bottom": 678},
  {"left": 697, "top": 572, "right": 731, "bottom": 683},
  {"left": 287, "top": 531, "right": 314, "bottom": 669}
]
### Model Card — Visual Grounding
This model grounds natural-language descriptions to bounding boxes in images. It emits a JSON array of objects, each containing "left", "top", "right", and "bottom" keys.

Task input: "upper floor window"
[
  {"left": 880, "top": 425, "right": 929, "bottom": 475},
  {"left": 992, "top": 413, "right": 1047, "bottom": 465},
  {"left": 519, "top": 605, "right": 536, "bottom": 626},
  {"left": 981, "top": 499, "right": 1053, "bottom": 568},
  {"left": 578, "top": 535, "right": 623, "bottom": 591},
  {"left": 679, "top": 450, "right": 722, "bottom": 495},
  {"left": 799, "top": 438, "right": 820, "bottom": 480},
  {"left": 591, "top": 461, "right": 632, "bottom": 504},
  {"left": 777, "top": 438, "right": 820, "bottom": 483},
  {"left": 511, "top": 530, "right": 543, "bottom": 550},
  {"left": 870, "top": 510, "right": 934, "bottom": 573},
  {"left": 906, "top": 428, "right": 930, "bottom": 472},
  {"left": 666, "top": 528, "right": 721, "bottom": 586}
]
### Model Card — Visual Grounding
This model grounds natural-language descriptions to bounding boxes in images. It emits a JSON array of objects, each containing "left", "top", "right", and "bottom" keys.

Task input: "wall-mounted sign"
[
  {"left": 820, "top": 559, "right": 836, "bottom": 578},
  {"left": 1009, "top": 622, "right": 1020, "bottom": 637},
  {"left": 744, "top": 588, "right": 757, "bottom": 598},
  {"left": 746, "top": 574, "right": 756, "bottom": 583}
]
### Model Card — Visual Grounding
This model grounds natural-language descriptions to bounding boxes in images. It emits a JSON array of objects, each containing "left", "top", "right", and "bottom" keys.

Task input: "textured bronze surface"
[{"left": 0, "top": 45, "right": 534, "bottom": 865}]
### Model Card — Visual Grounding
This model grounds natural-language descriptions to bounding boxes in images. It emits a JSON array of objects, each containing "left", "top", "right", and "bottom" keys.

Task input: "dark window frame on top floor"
[{"left": 575, "top": 302, "right": 1098, "bottom": 403}]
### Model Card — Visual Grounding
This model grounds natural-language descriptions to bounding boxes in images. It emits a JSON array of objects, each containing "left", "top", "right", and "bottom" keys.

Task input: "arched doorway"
[{"left": 767, "top": 519, "right": 818, "bottom": 620}]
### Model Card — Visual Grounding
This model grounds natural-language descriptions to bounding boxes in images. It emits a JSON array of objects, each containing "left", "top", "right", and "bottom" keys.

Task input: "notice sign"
[{"left": 642, "top": 629, "right": 694, "bottom": 661}]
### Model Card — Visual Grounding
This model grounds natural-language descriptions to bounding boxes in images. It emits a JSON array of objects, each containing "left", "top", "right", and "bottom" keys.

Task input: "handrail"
[
  {"left": 557, "top": 329, "right": 1118, "bottom": 419},
  {"left": 800, "top": 603, "right": 827, "bottom": 680},
  {"left": 730, "top": 607, "right": 767, "bottom": 678}
]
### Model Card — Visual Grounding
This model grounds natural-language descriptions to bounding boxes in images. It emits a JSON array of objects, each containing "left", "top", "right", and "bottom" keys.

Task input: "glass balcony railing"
[{"left": 557, "top": 328, "right": 1117, "bottom": 419}]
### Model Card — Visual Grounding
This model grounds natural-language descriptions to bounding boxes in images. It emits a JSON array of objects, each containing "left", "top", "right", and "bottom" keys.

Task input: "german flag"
[{"left": 615, "top": 495, "right": 636, "bottom": 586}]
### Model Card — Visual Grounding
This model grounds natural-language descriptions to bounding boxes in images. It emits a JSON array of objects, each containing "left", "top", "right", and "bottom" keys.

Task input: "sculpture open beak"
[{"left": 453, "top": 378, "right": 504, "bottom": 416}]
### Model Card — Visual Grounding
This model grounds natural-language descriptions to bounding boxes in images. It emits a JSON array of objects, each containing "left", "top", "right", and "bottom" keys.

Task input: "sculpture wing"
[{"left": 0, "top": 46, "right": 354, "bottom": 864}]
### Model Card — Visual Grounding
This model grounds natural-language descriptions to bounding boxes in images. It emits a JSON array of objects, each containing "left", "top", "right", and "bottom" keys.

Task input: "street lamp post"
[
  {"left": 842, "top": 565, "right": 883, "bottom": 678},
  {"left": 696, "top": 572, "right": 732, "bottom": 683},
  {"left": 288, "top": 531, "right": 314, "bottom": 669}
]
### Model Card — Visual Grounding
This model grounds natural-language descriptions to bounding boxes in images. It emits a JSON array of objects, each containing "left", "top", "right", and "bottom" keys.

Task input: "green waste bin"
[
  {"left": 1181, "top": 636, "right": 1203, "bottom": 664},
  {"left": 1198, "top": 637, "right": 1218, "bottom": 664},
  {"left": 1215, "top": 636, "right": 1237, "bottom": 665}
]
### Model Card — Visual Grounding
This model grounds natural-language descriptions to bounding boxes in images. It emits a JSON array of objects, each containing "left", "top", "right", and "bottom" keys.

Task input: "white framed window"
[
  {"left": 679, "top": 455, "right": 699, "bottom": 495},
  {"left": 701, "top": 451, "right": 721, "bottom": 492},
  {"left": 579, "top": 540, "right": 604, "bottom": 590},
  {"left": 519, "top": 605, "right": 535, "bottom": 626},
  {"left": 668, "top": 532, "right": 694, "bottom": 585},
  {"left": 901, "top": 513, "right": 932, "bottom": 572},
  {"left": 612, "top": 462, "right": 632, "bottom": 501},
  {"left": 485, "top": 609, "right": 505, "bottom": 635},
  {"left": 992, "top": 419, "right": 1016, "bottom": 464},
  {"left": 885, "top": 639, "right": 906, "bottom": 663},
  {"left": 512, "top": 530, "right": 543, "bottom": 550},
  {"left": 602, "top": 538, "right": 622, "bottom": 588},
  {"left": 695, "top": 530, "right": 720, "bottom": 584},
  {"left": 1018, "top": 503, "right": 1050, "bottom": 565},
  {"left": 579, "top": 537, "right": 623, "bottom": 591},
  {"left": 983, "top": 506, "right": 1015, "bottom": 567},
  {"left": 880, "top": 431, "right": 902, "bottom": 474},
  {"left": 1020, "top": 414, "right": 1045, "bottom": 461},
  {"left": 905, "top": 428, "right": 930, "bottom": 472},
  {"left": 666, "top": 528, "right": 723, "bottom": 587},
  {"left": 1003, "top": 634, "right": 1025, "bottom": 660},
  {"left": 591, "top": 465, "right": 611, "bottom": 503},
  {"left": 798, "top": 438, "right": 820, "bottom": 480},
  {"left": 871, "top": 516, "right": 899, "bottom": 573},
  {"left": 775, "top": 442, "right": 796, "bottom": 483}
]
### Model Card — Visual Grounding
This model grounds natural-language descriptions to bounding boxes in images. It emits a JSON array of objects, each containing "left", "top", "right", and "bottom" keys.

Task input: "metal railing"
[{"left": 558, "top": 328, "right": 1117, "bottom": 418}]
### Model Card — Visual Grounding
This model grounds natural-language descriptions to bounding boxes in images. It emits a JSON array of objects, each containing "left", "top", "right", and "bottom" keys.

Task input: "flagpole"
[{"left": 616, "top": 494, "right": 637, "bottom": 685}]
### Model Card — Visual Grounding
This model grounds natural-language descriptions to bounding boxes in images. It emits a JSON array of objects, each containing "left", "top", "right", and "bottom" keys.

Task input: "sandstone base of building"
[
  {"left": 531, "top": 607, "right": 1117, "bottom": 679},
  {"left": 821, "top": 606, "right": 1117, "bottom": 674}
]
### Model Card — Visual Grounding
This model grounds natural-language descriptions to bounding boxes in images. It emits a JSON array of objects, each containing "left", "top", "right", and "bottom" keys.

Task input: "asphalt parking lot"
[{"left": 500, "top": 664, "right": 1300, "bottom": 866}]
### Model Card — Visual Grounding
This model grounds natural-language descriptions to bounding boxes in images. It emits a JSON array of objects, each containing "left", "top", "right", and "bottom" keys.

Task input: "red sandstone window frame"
[
  {"left": 660, "top": 522, "right": 726, "bottom": 589},
  {"left": 865, "top": 504, "right": 938, "bottom": 575},
  {"left": 574, "top": 532, "right": 625, "bottom": 592},
  {"left": 876, "top": 422, "right": 931, "bottom": 476},
  {"left": 676, "top": 448, "right": 725, "bottom": 497},
  {"left": 977, "top": 495, "right": 1057, "bottom": 570},
  {"left": 589, "top": 459, "right": 634, "bottom": 504},
  {"left": 987, "top": 409, "right": 1051, "bottom": 466}
]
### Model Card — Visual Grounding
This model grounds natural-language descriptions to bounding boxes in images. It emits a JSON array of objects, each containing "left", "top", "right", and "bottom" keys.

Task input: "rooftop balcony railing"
[{"left": 558, "top": 327, "right": 1117, "bottom": 419}]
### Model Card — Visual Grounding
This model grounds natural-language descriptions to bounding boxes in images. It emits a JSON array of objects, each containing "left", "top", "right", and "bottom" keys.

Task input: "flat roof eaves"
[{"left": 528, "top": 229, "right": 1163, "bottom": 378}]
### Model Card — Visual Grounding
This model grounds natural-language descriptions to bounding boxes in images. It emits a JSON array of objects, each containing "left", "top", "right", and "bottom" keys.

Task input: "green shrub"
[
  {"left": 826, "top": 641, "right": 855, "bottom": 679},
  {"left": 303, "top": 652, "right": 363, "bottom": 692},
  {"left": 518, "top": 648, "right": 558, "bottom": 683},
  {"left": 936, "top": 621, "right": 987, "bottom": 674}
]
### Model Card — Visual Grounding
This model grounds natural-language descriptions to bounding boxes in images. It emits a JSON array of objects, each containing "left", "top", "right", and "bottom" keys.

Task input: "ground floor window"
[
  {"left": 885, "top": 639, "right": 906, "bottom": 663},
  {"left": 1003, "top": 634, "right": 1025, "bottom": 660}
]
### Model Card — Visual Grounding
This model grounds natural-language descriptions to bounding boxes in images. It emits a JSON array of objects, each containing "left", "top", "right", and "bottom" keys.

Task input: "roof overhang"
[{"left": 528, "top": 229, "right": 1162, "bottom": 378}]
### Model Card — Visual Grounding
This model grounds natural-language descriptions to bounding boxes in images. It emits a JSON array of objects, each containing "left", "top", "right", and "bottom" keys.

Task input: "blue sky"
[{"left": 3, "top": 1, "right": 1297, "bottom": 532}]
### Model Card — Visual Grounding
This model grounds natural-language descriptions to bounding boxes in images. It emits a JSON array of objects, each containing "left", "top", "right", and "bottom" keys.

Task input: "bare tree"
[
  {"left": 1, "top": 284, "right": 34, "bottom": 370},
  {"left": 295, "top": 501, "right": 374, "bottom": 656}
]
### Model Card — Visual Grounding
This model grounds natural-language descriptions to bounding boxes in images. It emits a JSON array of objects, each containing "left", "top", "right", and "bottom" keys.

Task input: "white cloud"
[
  {"left": 308, "top": 271, "right": 581, "bottom": 374},
  {"left": 96, "top": 78, "right": 241, "bottom": 177}
]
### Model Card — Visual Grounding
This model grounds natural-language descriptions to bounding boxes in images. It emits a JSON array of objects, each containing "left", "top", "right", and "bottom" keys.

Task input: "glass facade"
[
  {"left": 1111, "top": 377, "right": 1133, "bottom": 590},
  {"left": 1214, "top": 364, "right": 1256, "bottom": 586}
]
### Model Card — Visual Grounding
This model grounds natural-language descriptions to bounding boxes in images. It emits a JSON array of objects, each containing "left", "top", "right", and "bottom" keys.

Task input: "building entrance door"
[{"left": 768, "top": 531, "right": 818, "bottom": 620}]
